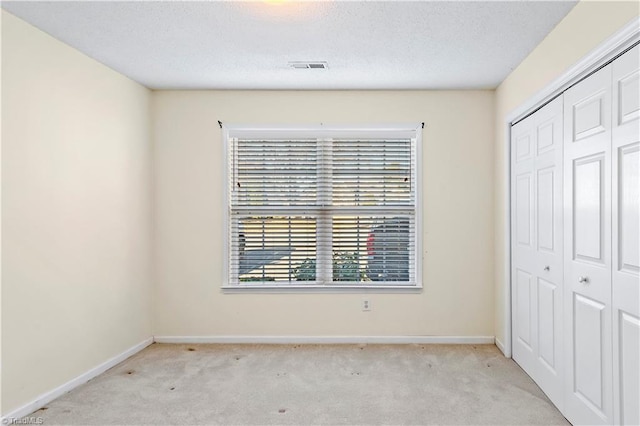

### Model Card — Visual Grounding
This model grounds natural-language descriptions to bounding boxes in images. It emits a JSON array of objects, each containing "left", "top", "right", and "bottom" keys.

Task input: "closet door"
[
  {"left": 532, "top": 97, "right": 564, "bottom": 408},
  {"left": 563, "top": 64, "right": 613, "bottom": 425},
  {"left": 512, "top": 111, "right": 537, "bottom": 378},
  {"left": 612, "top": 44, "right": 640, "bottom": 426},
  {"left": 511, "top": 96, "right": 564, "bottom": 408}
]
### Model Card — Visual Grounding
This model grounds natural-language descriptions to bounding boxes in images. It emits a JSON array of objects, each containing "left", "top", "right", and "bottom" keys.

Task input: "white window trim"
[{"left": 221, "top": 123, "right": 423, "bottom": 292}]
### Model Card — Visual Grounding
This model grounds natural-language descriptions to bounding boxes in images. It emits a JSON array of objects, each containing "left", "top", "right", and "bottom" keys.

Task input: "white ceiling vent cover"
[{"left": 289, "top": 61, "right": 328, "bottom": 70}]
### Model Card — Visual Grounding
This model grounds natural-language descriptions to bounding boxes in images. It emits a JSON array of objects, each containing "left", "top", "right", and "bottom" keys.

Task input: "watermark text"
[{"left": 2, "top": 417, "right": 44, "bottom": 425}]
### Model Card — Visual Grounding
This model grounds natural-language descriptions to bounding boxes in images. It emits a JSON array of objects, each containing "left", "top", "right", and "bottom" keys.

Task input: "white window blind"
[{"left": 226, "top": 127, "right": 420, "bottom": 288}]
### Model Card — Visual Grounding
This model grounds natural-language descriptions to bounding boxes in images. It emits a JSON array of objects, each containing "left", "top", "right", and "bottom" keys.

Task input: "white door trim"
[{"left": 501, "top": 16, "right": 640, "bottom": 358}]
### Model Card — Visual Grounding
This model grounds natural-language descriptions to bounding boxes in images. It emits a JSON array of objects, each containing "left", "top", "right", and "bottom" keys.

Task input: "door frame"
[{"left": 501, "top": 17, "right": 640, "bottom": 358}]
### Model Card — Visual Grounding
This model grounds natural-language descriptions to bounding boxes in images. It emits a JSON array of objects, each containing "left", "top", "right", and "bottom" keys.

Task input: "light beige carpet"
[{"left": 27, "top": 343, "right": 569, "bottom": 425}]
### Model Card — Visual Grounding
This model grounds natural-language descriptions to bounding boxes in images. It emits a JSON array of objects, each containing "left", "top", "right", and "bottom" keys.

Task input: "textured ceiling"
[{"left": 2, "top": 1, "right": 578, "bottom": 90}]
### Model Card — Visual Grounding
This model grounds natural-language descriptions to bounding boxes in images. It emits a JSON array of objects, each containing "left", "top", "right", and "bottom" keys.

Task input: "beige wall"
[
  {"left": 1, "top": 11, "right": 152, "bottom": 414},
  {"left": 153, "top": 90, "right": 495, "bottom": 337},
  {"left": 494, "top": 1, "right": 639, "bottom": 348}
]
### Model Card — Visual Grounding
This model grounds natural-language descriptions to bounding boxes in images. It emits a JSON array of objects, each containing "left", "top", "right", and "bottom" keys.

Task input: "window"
[{"left": 224, "top": 125, "right": 421, "bottom": 289}]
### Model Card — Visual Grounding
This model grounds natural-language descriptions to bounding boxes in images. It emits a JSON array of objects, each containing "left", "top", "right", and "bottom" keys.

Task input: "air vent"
[{"left": 288, "top": 61, "right": 328, "bottom": 70}]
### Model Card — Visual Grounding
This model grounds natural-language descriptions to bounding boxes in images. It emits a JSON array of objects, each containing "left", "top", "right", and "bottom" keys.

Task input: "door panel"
[
  {"left": 619, "top": 312, "right": 640, "bottom": 426},
  {"left": 537, "top": 167, "right": 555, "bottom": 252},
  {"left": 538, "top": 118, "right": 557, "bottom": 154},
  {"left": 573, "top": 294, "right": 605, "bottom": 411},
  {"left": 619, "top": 145, "right": 639, "bottom": 273},
  {"left": 574, "top": 154, "right": 604, "bottom": 263},
  {"left": 612, "top": 44, "right": 640, "bottom": 426},
  {"left": 564, "top": 64, "right": 613, "bottom": 425},
  {"left": 537, "top": 277, "right": 557, "bottom": 369},
  {"left": 517, "top": 133, "right": 533, "bottom": 162},
  {"left": 617, "top": 71, "right": 640, "bottom": 126},
  {"left": 516, "top": 174, "right": 533, "bottom": 247},
  {"left": 573, "top": 93, "right": 607, "bottom": 141},
  {"left": 512, "top": 95, "right": 564, "bottom": 410},
  {"left": 516, "top": 269, "right": 533, "bottom": 348}
]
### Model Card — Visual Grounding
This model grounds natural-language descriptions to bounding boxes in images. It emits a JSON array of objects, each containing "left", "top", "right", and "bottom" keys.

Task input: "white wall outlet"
[{"left": 362, "top": 299, "right": 371, "bottom": 311}]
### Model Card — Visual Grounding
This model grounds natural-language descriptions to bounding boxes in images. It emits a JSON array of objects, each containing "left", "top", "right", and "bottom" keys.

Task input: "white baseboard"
[
  {"left": 495, "top": 337, "right": 510, "bottom": 358},
  {"left": 153, "top": 335, "right": 495, "bottom": 345},
  {"left": 1, "top": 337, "right": 153, "bottom": 422}
]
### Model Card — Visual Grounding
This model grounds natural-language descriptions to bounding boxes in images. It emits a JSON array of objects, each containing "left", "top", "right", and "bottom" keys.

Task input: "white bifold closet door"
[
  {"left": 563, "top": 63, "right": 614, "bottom": 426},
  {"left": 513, "top": 43, "right": 639, "bottom": 426},
  {"left": 563, "top": 44, "right": 639, "bottom": 426},
  {"left": 612, "top": 45, "right": 639, "bottom": 426},
  {"left": 511, "top": 95, "right": 564, "bottom": 410}
]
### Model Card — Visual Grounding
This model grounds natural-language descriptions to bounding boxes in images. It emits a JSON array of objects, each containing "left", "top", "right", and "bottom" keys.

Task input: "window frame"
[{"left": 222, "top": 124, "right": 423, "bottom": 292}]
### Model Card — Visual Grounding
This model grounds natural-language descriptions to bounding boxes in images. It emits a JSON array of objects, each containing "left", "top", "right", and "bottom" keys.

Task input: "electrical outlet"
[{"left": 362, "top": 299, "right": 371, "bottom": 311}]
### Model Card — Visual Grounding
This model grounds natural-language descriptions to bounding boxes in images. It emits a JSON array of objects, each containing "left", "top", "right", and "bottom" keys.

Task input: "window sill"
[{"left": 221, "top": 284, "right": 423, "bottom": 294}]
